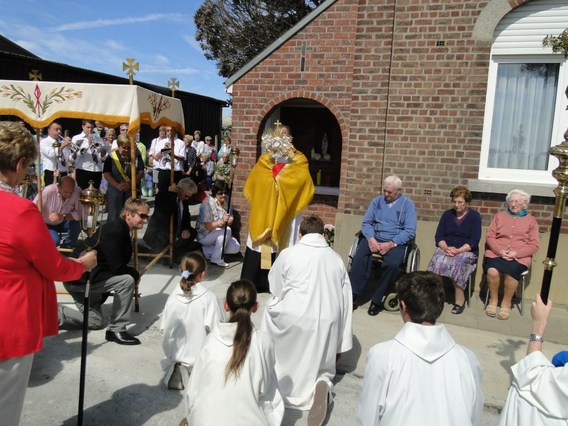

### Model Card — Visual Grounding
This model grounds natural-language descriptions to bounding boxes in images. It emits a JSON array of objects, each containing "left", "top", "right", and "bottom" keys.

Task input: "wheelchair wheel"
[
  {"left": 405, "top": 247, "right": 420, "bottom": 273},
  {"left": 383, "top": 292, "right": 399, "bottom": 311},
  {"left": 347, "top": 232, "right": 362, "bottom": 272}
]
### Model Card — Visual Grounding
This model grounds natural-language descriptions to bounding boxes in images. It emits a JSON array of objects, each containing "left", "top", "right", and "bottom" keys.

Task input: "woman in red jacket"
[{"left": 0, "top": 121, "right": 97, "bottom": 426}]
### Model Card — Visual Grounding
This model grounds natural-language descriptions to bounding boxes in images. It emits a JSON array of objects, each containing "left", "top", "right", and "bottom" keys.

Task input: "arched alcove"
[{"left": 258, "top": 98, "right": 342, "bottom": 189}]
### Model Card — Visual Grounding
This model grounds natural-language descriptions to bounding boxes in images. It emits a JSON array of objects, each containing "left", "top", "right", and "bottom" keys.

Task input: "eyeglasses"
[
  {"left": 217, "top": 191, "right": 227, "bottom": 195},
  {"left": 135, "top": 212, "right": 150, "bottom": 220}
]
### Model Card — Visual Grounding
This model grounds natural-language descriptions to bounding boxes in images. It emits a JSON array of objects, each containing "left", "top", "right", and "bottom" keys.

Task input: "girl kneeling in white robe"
[
  {"left": 185, "top": 280, "right": 284, "bottom": 426},
  {"left": 160, "top": 253, "right": 224, "bottom": 390}
]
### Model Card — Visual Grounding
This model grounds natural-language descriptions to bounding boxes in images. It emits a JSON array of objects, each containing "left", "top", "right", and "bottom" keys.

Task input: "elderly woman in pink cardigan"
[{"left": 484, "top": 189, "right": 539, "bottom": 320}]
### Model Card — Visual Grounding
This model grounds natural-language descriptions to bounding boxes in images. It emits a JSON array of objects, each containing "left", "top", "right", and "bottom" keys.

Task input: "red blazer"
[{"left": 0, "top": 191, "right": 84, "bottom": 360}]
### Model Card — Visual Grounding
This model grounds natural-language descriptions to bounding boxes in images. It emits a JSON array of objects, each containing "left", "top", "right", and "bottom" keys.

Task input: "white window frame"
[{"left": 479, "top": 54, "right": 568, "bottom": 185}]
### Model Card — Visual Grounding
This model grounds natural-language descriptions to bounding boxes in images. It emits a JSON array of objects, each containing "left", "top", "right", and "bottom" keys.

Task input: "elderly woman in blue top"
[
  {"left": 349, "top": 175, "right": 417, "bottom": 316},
  {"left": 427, "top": 186, "right": 481, "bottom": 314}
]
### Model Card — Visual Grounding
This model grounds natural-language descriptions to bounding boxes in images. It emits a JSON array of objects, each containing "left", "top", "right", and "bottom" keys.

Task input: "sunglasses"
[
  {"left": 135, "top": 212, "right": 150, "bottom": 220},
  {"left": 217, "top": 191, "right": 227, "bottom": 195}
]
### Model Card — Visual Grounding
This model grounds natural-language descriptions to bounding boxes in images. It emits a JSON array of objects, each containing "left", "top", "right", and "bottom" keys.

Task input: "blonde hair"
[
  {"left": 0, "top": 121, "right": 37, "bottom": 172},
  {"left": 179, "top": 253, "right": 207, "bottom": 292},
  {"left": 120, "top": 197, "right": 149, "bottom": 219}
]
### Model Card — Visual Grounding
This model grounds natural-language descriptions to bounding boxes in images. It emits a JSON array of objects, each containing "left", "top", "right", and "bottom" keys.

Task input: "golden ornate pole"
[
  {"left": 122, "top": 58, "right": 139, "bottom": 85},
  {"left": 541, "top": 127, "right": 568, "bottom": 303},
  {"left": 168, "top": 77, "right": 179, "bottom": 97}
]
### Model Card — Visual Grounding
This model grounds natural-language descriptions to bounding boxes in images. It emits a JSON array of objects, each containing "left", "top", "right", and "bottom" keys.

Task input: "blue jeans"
[
  {"left": 349, "top": 236, "right": 406, "bottom": 304},
  {"left": 47, "top": 220, "right": 80, "bottom": 248}
]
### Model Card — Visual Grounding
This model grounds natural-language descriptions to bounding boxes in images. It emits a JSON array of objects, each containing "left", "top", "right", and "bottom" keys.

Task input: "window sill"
[
  {"left": 467, "top": 179, "right": 556, "bottom": 198},
  {"left": 314, "top": 186, "right": 339, "bottom": 196}
]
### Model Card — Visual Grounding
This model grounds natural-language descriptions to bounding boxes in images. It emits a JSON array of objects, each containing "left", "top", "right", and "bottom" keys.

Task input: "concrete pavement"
[{"left": 20, "top": 254, "right": 567, "bottom": 426}]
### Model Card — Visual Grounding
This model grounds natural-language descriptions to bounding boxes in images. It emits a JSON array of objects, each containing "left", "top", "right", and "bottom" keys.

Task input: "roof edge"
[{"left": 224, "top": 0, "right": 338, "bottom": 88}]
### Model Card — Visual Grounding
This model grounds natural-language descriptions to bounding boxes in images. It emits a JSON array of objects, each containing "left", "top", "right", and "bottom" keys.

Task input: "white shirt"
[
  {"left": 357, "top": 322, "right": 483, "bottom": 426},
  {"left": 40, "top": 135, "right": 69, "bottom": 172},
  {"left": 154, "top": 138, "right": 185, "bottom": 171},
  {"left": 71, "top": 132, "right": 109, "bottom": 172},
  {"left": 159, "top": 283, "right": 224, "bottom": 385},
  {"left": 186, "top": 323, "right": 284, "bottom": 426},
  {"left": 261, "top": 233, "right": 353, "bottom": 409},
  {"left": 499, "top": 351, "right": 568, "bottom": 426},
  {"left": 191, "top": 140, "right": 205, "bottom": 157}
]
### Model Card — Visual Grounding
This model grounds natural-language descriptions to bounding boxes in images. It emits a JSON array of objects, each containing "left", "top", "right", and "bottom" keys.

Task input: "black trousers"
[
  {"left": 43, "top": 170, "right": 68, "bottom": 186},
  {"left": 240, "top": 247, "right": 276, "bottom": 293}
]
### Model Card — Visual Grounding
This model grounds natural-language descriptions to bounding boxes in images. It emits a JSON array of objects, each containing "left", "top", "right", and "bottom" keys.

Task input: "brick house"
[{"left": 225, "top": 0, "right": 568, "bottom": 303}]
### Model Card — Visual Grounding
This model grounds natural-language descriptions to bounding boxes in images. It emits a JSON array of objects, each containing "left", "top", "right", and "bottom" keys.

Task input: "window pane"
[{"left": 488, "top": 63, "right": 559, "bottom": 170}]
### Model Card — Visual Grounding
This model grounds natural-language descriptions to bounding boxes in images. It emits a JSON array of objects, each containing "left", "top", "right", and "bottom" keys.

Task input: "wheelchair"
[{"left": 348, "top": 231, "right": 420, "bottom": 311}]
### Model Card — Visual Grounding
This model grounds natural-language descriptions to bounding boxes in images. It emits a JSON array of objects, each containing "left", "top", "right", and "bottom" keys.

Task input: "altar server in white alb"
[
  {"left": 261, "top": 215, "right": 353, "bottom": 424},
  {"left": 358, "top": 271, "right": 483, "bottom": 426},
  {"left": 186, "top": 280, "right": 284, "bottom": 426},
  {"left": 160, "top": 253, "right": 224, "bottom": 390},
  {"left": 499, "top": 294, "right": 568, "bottom": 426}
]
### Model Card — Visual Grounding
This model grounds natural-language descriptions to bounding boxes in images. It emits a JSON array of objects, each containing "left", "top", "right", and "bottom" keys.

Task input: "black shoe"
[
  {"left": 167, "top": 363, "right": 185, "bottom": 390},
  {"left": 451, "top": 303, "right": 465, "bottom": 315},
  {"left": 352, "top": 294, "right": 359, "bottom": 311},
  {"left": 368, "top": 301, "right": 382, "bottom": 316},
  {"left": 105, "top": 330, "right": 141, "bottom": 345}
]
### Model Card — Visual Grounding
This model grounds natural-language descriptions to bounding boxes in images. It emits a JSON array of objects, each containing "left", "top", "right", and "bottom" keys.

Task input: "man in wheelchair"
[{"left": 349, "top": 175, "right": 417, "bottom": 316}]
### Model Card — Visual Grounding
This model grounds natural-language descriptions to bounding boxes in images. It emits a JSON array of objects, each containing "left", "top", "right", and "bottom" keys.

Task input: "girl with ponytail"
[
  {"left": 160, "top": 253, "right": 224, "bottom": 390},
  {"left": 185, "top": 280, "right": 284, "bottom": 425}
]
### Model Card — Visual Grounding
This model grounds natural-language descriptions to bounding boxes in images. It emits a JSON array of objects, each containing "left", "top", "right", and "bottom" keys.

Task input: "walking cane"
[
  {"left": 221, "top": 147, "right": 240, "bottom": 258},
  {"left": 77, "top": 182, "right": 104, "bottom": 426}
]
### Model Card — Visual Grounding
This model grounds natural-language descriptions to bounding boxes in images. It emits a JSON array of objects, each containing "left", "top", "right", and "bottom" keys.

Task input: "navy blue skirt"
[{"left": 484, "top": 257, "right": 527, "bottom": 281}]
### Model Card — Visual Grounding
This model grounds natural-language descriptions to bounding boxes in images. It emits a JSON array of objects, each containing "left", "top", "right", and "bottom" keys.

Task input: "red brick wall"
[{"left": 231, "top": 0, "right": 567, "bottom": 242}]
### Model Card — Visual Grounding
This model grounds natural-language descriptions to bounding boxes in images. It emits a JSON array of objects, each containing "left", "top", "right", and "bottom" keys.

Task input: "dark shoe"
[
  {"left": 105, "top": 330, "right": 141, "bottom": 345},
  {"left": 352, "top": 294, "right": 359, "bottom": 311},
  {"left": 451, "top": 303, "right": 465, "bottom": 315},
  {"left": 368, "top": 301, "right": 382, "bottom": 316},
  {"left": 167, "top": 363, "right": 184, "bottom": 390}
]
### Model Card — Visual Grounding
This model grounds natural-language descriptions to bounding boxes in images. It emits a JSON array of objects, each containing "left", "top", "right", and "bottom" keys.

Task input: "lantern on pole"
[{"left": 76, "top": 180, "right": 104, "bottom": 426}]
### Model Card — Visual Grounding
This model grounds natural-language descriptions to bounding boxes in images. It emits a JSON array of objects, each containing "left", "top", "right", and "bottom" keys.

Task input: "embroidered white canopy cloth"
[{"left": 0, "top": 80, "right": 184, "bottom": 134}]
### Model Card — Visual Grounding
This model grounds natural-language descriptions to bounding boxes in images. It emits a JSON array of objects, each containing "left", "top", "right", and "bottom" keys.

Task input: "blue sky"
[{"left": 0, "top": 0, "right": 229, "bottom": 110}]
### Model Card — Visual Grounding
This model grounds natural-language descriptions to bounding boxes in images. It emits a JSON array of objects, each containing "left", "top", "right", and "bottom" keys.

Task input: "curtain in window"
[{"left": 489, "top": 63, "right": 559, "bottom": 170}]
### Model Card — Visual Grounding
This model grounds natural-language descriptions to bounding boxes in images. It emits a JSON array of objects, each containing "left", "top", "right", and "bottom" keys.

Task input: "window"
[{"left": 479, "top": 56, "right": 567, "bottom": 184}]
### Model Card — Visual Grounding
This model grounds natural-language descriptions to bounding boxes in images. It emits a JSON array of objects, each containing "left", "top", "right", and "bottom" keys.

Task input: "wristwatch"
[{"left": 529, "top": 333, "right": 544, "bottom": 342}]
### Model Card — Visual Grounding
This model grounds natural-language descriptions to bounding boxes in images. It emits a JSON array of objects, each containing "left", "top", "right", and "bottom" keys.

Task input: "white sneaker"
[{"left": 212, "top": 260, "right": 229, "bottom": 267}]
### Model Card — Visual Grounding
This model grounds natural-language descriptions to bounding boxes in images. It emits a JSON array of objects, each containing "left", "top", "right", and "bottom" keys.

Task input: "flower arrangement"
[
  {"left": 543, "top": 28, "right": 568, "bottom": 58},
  {"left": 323, "top": 223, "right": 335, "bottom": 247}
]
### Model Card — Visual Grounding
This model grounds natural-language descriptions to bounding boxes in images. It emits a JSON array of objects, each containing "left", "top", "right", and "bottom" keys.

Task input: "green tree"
[{"left": 195, "top": 0, "right": 323, "bottom": 78}]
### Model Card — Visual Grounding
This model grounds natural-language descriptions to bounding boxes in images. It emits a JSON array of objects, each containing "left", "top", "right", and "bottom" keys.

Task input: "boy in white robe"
[
  {"left": 499, "top": 294, "right": 568, "bottom": 426},
  {"left": 358, "top": 271, "right": 483, "bottom": 426},
  {"left": 261, "top": 215, "right": 353, "bottom": 422}
]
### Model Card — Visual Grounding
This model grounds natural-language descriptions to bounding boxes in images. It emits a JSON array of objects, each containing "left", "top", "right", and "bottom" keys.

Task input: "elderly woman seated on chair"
[
  {"left": 484, "top": 189, "right": 539, "bottom": 320},
  {"left": 427, "top": 186, "right": 481, "bottom": 315}
]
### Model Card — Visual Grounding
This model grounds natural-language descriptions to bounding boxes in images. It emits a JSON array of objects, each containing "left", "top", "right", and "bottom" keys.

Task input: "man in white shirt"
[
  {"left": 261, "top": 215, "right": 353, "bottom": 425},
  {"left": 357, "top": 271, "right": 483, "bottom": 426},
  {"left": 153, "top": 126, "right": 185, "bottom": 193},
  {"left": 39, "top": 121, "right": 71, "bottom": 185},
  {"left": 71, "top": 120, "right": 108, "bottom": 189}
]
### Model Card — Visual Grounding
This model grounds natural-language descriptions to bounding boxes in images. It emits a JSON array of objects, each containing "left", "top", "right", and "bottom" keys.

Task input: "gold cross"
[
  {"left": 122, "top": 58, "right": 139, "bottom": 85},
  {"left": 168, "top": 77, "right": 179, "bottom": 97},
  {"left": 29, "top": 70, "right": 42, "bottom": 81},
  {"left": 274, "top": 119, "right": 282, "bottom": 132}
]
